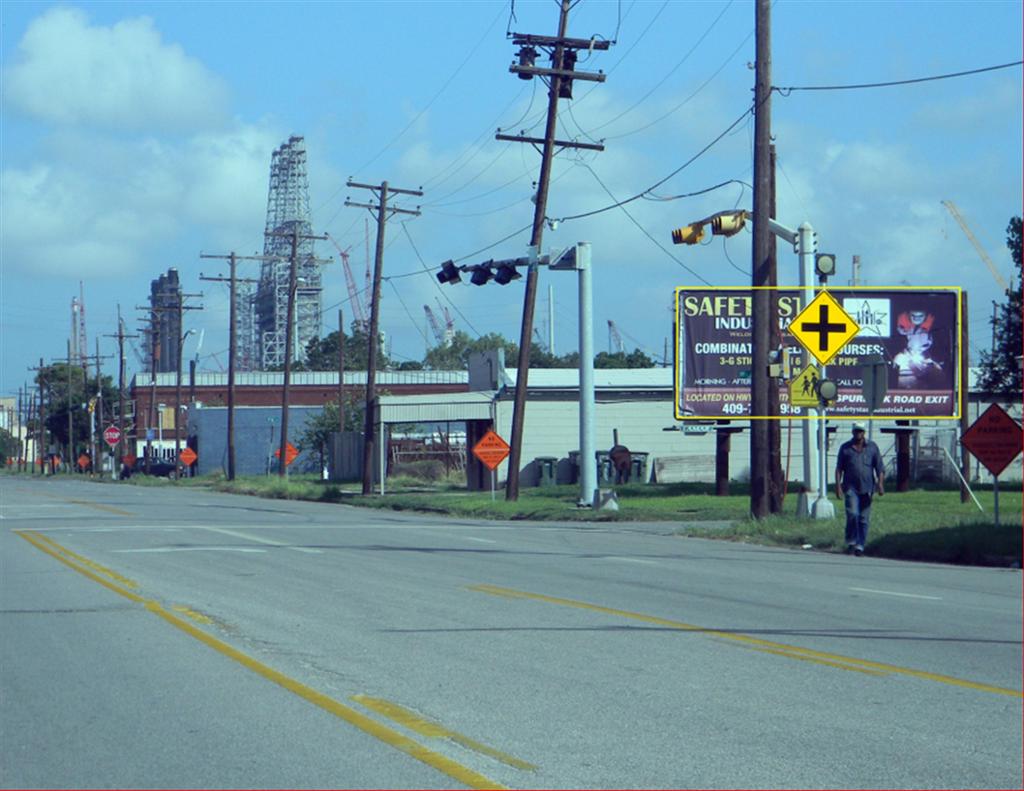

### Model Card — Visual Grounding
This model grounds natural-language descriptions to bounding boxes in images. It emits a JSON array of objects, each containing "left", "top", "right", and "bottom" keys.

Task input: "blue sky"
[{"left": 2, "top": 0, "right": 1021, "bottom": 395}]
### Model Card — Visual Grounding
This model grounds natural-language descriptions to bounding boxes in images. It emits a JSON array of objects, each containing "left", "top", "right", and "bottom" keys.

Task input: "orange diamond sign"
[
  {"left": 274, "top": 443, "right": 300, "bottom": 466},
  {"left": 473, "top": 430, "right": 510, "bottom": 471},
  {"left": 179, "top": 447, "right": 197, "bottom": 466}
]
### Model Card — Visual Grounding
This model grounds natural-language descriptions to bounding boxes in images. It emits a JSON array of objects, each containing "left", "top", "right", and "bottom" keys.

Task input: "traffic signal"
[
  {"left": 494, "top": 263, "right": 522, "bottom": 285},
  {"left": 815, "top": 253, "right": 836, "bottom": 279},
  {"left": 436, "top": 260, "right": 461, "bottom": 284},
  {"left": 470, "top": 263, "right": 493, "bottom": 286},
  {"left": 816, "top": 378, "right": 838, "bottom": 407},
  {"left": 710, "top": 212, "right": 746, "bottom": 237},
  {"left": 671, "top": 223, "right": 705, "bottom": 245}
]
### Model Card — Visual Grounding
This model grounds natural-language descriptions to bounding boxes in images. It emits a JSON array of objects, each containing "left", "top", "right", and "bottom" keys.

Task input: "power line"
[
  {"left": 773, "top": 59, "right": 1022, "bottom": 93},
  {"left": 581, "top": 163, "right": 713, "bottom": 286}
]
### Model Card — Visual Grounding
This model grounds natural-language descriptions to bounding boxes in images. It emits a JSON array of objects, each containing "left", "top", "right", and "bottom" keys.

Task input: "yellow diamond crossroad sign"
[
  {"left": 789, "top": 364, "right": 822, "bottom": 408},
  {"left": 787, "top": 291, "right": 860, "bottom": 366}
]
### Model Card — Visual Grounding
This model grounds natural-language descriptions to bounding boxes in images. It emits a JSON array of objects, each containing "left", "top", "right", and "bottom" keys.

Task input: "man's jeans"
[{"left": 844, "top": 489, "right": 873, "bottom": 549}]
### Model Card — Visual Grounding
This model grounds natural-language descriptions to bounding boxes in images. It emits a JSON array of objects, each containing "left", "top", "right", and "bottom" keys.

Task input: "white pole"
[
  {"left": 577, "top": 243, "right": 597, "bottom": 507},
  {"left": 548, "top": 283, "right": 555, "bottom": 356},
  {"left": 812, "top": 392, "right": 835, "bottom": 518},
  {"left": 994, "top": 475, "right": 1000, "bottom": 526},
  {"left": 797, "top": 223, "right": 819, "bottom": 516},
  {"left": 379, "top": 418, "right": 385, "bottom": 496}
]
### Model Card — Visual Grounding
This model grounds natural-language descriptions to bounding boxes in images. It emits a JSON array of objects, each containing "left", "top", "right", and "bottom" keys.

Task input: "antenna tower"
[{"left": 255, "top": 136, "right": 322, "bottom": 369}]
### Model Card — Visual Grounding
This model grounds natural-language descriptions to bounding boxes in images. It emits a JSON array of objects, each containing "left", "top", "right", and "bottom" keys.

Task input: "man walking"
[{"left": 835, "top": 422, "right": 885, "bottom": 556}]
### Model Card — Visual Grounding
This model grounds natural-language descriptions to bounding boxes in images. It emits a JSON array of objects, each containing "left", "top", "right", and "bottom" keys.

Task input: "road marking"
[
  {"left": 31, "top": 532, "right": 140, "bottom": 589},
  {"left": 352, "top": 695, "right": 536, "bottom": 771},
  {"left": 172, "top": 605, "right": 214, "bottom": 624},
  {"left": 462, "top": 536, "right": 497, "bottom": 544},
  {"left": 601, "top": 556, "right": 660, "bottom": 565},
  {"left": 849, "top": 587, "right": 942, "bottom": 601},
  {"left": 199, "top": 526, "right": 323, "bottom": 554},
  {"left": 32, "top": 492, "right": 133, "bottom": 516},
  {"left": 15, "top": 530, "right": 504, "bottom": 790},
  {"left": 112, "top": 547, "right": 267, "bottom": 554},
  {"left": 468, "top": 583, "right": 1023, "bottom": 699}
]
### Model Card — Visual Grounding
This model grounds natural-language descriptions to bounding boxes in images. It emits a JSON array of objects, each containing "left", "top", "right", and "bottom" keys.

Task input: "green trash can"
[
  {"left": 535, "top": 456, "right": 558, "bottom": 487},
  {"left": 630, "top": 452, "right": 649, "bottom": 484}
]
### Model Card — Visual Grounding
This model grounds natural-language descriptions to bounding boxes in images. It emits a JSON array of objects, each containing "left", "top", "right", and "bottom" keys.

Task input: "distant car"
[{"left": 131, "top": 458, "right": 178, "bottom": 478}]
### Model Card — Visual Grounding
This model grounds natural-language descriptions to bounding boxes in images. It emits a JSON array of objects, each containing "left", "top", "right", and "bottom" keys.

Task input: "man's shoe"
[
  {"left": 844, "top": 544, "right": 855, "bottom": 555},
  {"left": 854, "top": 547, "right": 864, "bottom": 556}
]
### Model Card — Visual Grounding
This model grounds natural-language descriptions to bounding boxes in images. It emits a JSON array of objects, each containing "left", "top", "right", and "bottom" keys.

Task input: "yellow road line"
[
  {"left": 468, "top": 583, "right": 1023, "bottom": 699},
  {"left": 32, "top": 491, "right": 133, "bottom": 516},
  {"left": 31, "top": 532, "right": 139, "bottom": 588},
  {"left": 171, "top": 605, "right": 214, "bottom": 625},
  {"left": 17, "top": 531, "right": 146, "bottom": 603},
  {"left": 15, "top": 530, "right": 505, "bottom": 790},
  {"left": 352, "top": 694, "right": 537, "bottom": 772}
]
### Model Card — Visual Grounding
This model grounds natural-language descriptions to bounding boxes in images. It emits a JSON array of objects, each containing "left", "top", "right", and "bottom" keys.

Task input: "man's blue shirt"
[{"left": 836, "top": 439, "right": 884, "bottom": 494}]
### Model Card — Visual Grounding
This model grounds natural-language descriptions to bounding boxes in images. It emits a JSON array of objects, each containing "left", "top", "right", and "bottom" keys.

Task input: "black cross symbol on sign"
[{"left": 800, "top": 304, "right": 848, "bottom": 351}]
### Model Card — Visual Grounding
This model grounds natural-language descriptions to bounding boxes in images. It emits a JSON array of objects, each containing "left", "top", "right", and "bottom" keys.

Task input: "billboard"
[{"left": 674, "top": 287, "right": 961, "bottom": 420}]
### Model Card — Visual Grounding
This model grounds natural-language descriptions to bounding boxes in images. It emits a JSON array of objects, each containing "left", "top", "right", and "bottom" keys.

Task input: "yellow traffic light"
[
  {"left": 671, "top": 224, "right": 705, "bottom": 245},
  {"left": 710, "top": 211, "right": 747, "bottom": 237}
]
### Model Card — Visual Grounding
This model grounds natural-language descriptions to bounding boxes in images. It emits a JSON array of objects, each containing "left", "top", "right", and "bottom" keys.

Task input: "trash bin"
[
  {"left": 568, "top": 450, "right": 613, "bottom": 485},
  {"left": 630, "top": 452, "right": 649, "bottom": 484},
  {"left": 535, "top": 456, "right": 558, "bottom": 487}
]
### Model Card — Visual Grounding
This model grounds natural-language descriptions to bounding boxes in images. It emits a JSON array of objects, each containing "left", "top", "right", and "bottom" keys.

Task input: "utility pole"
[
  {"left": 29, "top": 359, "right": 48, "bottom": 474},
  {"left": 200, "top": 253, "right": 262, "bottom": 481},
  {"left": 750, "top": 0, "right": 773, "bottom": 519},
  {"left": 345, "top": 180, "right": 422, "bottom": 494},
  {"left": 498, "top": 0, "right": 610, "bottom": 499},
  {"left": 104, "top": 308, "right": 138, "bottom": 476},
  {"left": 142, "top": 292, "right": 202, "bottom": 478},
  {"left": 266, "top": 229, "right": 330, "bottom": 478},
  {"left": 67, "top": 341, "right": 74, "bottom": 470},
  {"left": 338, "top": 308, "right": 345, "bottom": 435}
]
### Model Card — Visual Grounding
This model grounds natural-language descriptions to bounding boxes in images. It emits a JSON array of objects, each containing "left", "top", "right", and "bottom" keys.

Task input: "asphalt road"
[{"left": 2, "top": 476, "right": 1020, "bottom": 789}]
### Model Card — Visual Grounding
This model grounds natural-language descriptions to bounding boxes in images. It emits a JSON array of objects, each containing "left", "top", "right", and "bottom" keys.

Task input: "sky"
[{"left": 2, "top": 0, "right": 1022, "bottom": 397}]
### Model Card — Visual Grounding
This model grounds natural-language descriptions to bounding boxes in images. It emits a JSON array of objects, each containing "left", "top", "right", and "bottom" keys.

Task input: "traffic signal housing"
[
  {"left": 671, "top": 223, "right": 705, "bottom": 245},
  {"left": 494, "top": 263, "right": 522, "bottom": 285},
  {"left": 437, "top": 260, "right": 461, "bottom": 284},
  {"left": 470, "top": 263, "right": 493, "bottom": 286},
  {"left": 710, "top": 211, "right": 747, "bottom": 237}
]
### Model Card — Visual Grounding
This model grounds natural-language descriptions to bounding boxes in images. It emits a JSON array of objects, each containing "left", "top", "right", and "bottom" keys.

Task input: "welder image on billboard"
[{"left": 889, "top": 300, "right": 953, "bottom": 390}]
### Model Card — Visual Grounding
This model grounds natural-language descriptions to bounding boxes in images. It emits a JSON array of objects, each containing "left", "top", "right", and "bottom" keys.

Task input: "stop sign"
[{"left": 103, "top": 425, "right": 122, "bottom": 448}]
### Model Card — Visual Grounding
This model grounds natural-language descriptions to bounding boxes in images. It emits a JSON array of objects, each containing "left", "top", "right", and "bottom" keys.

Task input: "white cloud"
[{"left": 3, "top": 6, "right": 228, "bottom": 132}]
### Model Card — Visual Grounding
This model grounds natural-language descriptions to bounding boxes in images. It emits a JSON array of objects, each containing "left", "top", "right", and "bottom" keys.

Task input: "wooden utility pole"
[
  {"left": 104, "top": 308, "right": 138, "bottom": 476},
  {"left": 29, "top": 358, "right": 48, "bottom": 474},
  {"left": 346, "top": 181, "right": 422, "bottom": 494},
  {"left": 750, "top": 0, "right": 773, "bottom": 519},
  {"left": 200, "top": 253, "right": 262, "bottom": 480},
  {"left": 265, "top": 230, "right": 330, "bottom": 479},
  {"left": 338, "top": 308, "right": 345, "bottom": 434},
  {"left": 498, "top": 0, "right": 610, "bottom": 500}
]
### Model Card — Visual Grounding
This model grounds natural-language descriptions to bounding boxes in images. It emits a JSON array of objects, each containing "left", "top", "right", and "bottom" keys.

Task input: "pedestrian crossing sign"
[{"left": 789, "top": 364, "right": 822, "bottom": 408}]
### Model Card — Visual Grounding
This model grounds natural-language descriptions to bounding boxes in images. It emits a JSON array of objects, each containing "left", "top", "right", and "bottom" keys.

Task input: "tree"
[
  {"left": 297, "top": 395, "right": 365, "bottom": 472},
  {"left": 976, "top": 216, "right": 1022, "bottom": 395},
  {"left": 0, "top": 427, "right": 21, "bottom": 461},
  {"left": 423, "top": 331, "right": 518, "bottom": 371},
  {"left": 594, "top": 348, "right": 655, "bottom": 368},
  {"left": 299, "top": 322, "right": 389, "bottom": 372},
  {"left": 34, "top": 363, "right": 118, "bottom": 459}
]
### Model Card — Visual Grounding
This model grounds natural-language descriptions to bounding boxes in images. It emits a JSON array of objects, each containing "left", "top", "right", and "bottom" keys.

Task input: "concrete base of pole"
[
  {"left": 811, "top": 495, "right": 835, "bottom": 519},
  {"left": 795, "top": 489, "right": 818, "bottom": 517}
]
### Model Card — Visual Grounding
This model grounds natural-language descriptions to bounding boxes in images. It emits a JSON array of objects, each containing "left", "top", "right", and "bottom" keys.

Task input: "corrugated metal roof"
[
  {"left": 376, "top": 391, "right": 497, "bottom": 423},
  {"left": 502, "top": 367, "right": 674, "bottom": 390},
  {"left": 133, "top": 370, "right": 468, "bottom": 387}
]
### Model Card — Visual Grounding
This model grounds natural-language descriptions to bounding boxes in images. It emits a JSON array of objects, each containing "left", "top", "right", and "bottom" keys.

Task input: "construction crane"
[
  {"left": 325, "top": 233, "right": 369, "bottom": 331},
  {"left": 941, "top": 200, "right": 1010, "bottom": 292},
  {"left": 607, "top": 320, "right": 625, "bottom": 354},
  {"left": 423, "top": 304, "right": 455, "bottom": 346}
]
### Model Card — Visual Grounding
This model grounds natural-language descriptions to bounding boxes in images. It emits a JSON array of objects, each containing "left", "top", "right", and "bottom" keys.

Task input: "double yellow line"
[
  {"left": 15, "top": 531, "right": 520, "bottom": 789},
  {"left": 468, "top": 583, "right": 1024, "bottom": 699}
]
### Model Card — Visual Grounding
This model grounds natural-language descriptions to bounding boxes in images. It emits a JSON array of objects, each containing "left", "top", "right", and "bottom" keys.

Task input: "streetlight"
[{"left": 671, "top": 209, "right": 834, "bottom": 519}]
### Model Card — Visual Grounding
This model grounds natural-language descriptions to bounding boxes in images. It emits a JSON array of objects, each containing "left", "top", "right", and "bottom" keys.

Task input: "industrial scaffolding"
[{"left": 253, "top": 135, "right": 322, "bottom": 370}]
